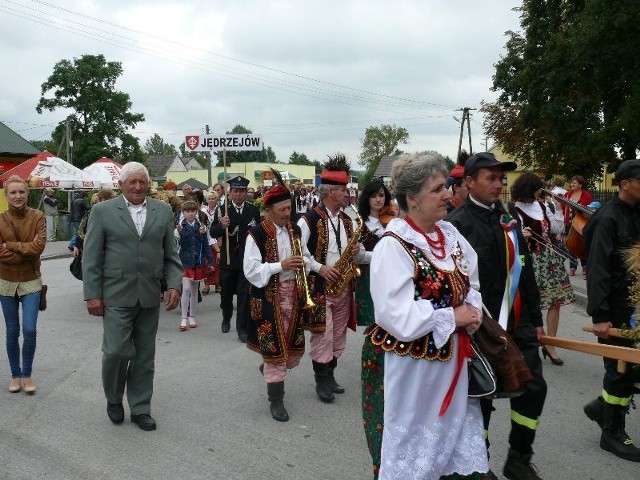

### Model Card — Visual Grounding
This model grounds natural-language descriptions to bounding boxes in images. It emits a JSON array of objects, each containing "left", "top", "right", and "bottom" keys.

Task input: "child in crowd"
[{"left": 176, "top": 200, "right": 214, "bottom": 331}]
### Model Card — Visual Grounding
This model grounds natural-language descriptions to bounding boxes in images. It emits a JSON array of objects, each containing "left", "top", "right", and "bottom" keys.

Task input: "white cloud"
[{"left": 0, "top": 0, "right": 521, "bottom": 165}]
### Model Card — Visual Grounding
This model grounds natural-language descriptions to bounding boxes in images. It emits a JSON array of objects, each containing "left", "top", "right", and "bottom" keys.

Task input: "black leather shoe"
[
  {"left": 221, "top": 321, "right": 230, "bottom": 333},
  {"left": 131, "top": 413, "right": 157, "bottom": 431},
  {"left": 238, "top": 332, "right": 248, "bottom": 343},
  {"left": 107, "top": 402, "right": 124, "bottom": 424}
]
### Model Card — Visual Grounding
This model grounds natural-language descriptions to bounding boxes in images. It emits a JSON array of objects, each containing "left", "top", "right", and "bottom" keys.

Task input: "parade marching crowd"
[{"left": 2, "top": 152, "right": 640, "bottom": 480}]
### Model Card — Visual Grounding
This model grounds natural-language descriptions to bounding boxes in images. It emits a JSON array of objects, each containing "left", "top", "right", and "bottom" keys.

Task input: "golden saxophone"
[
  {"left": 325, "top": 204, "right": 362, "bottom": 297},
  {"left": 288, "top": 223, "right": 316, "bottom": 310}
]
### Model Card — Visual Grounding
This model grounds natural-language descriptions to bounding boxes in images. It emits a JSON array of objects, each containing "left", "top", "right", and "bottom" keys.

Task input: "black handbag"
[
  {"left": 69, "top": 254, "right": 83, "bottom": 280},
  {"left": 39, "top": 285, "right": 48, "bottom": 311},
  {"left": 468, "top": 334, "right": 497, "bottom": 398}
]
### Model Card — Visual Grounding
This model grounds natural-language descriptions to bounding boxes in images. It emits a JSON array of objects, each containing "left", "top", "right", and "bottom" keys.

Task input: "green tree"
[
  {"left": 289, "top": 151, "right": 321, "bottom": 173},
  {"left": 28, "top": 139, "right": 57, "bottom": 154},
  {"left": 418, "top": 150, "right": 454, "bottom": 171},
  {"left": 358, "top": 124, "right": 409, "bottom": 185},
  {"left": 482, "top": 0, "right": 640, "bottom": 183},
  {"left": 36, "top": 54, "right": 145, "bottom": 168},
  {"left": 289, "top": 151, "right": 312, "bottom": 165},
  {"left": 143, "top": 134, "right": 178, "bottom": 156}
]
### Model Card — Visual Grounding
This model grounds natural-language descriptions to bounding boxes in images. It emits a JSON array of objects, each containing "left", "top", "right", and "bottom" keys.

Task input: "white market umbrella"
[{"left": 83, "top": 157, "right": 123, "bottom": 189}]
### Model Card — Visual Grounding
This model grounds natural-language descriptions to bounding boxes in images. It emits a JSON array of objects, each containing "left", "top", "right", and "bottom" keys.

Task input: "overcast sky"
[{"left": 0, "top": 0, "right": 522, "bottom": 167}]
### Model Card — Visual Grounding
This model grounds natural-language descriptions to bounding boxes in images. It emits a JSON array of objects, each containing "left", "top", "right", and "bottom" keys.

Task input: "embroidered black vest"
[
  {"left": 366, "top": 232, "right": 470, "bottom": 362},
  {"left": 300, "top": 206, "right": 354, "bottom": 332},
  {"left": 246, "top": 220, "right": 306, "bottom": 362}
]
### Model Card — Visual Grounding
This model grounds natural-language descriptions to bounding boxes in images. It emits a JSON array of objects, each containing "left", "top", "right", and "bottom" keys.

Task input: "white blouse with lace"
[{"left": 371, "top": 217, "right": 489, "bottom": 480}]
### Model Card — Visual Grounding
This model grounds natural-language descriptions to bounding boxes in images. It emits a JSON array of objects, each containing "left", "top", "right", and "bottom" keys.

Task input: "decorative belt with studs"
[{"left": 364, "top": 323, "right": 453, "bottom": 362}]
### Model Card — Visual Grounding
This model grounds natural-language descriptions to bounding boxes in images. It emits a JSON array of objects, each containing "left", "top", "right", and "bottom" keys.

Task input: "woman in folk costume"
[
  {"left": 510, "top": 172, "right": 575, "bottom": 366},
  {"left": 355, "top": 178, "right": 396, "bottom": 327},
  {"left": 243, "top": 171, "right": 308, "bottom": 422},
  {"left": 361, "top": 154, "right": 489, "bottom": 480}
]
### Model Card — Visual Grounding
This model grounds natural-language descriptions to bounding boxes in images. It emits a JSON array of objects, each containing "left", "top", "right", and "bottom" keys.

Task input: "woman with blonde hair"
[{"left": 0, "top": 176, "right": 46, "bottom": 394}]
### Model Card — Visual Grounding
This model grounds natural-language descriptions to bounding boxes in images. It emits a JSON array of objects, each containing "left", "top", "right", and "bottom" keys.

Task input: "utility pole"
[
  {"left": 205, "top": 124, "right": 212, "bottom": 187},
  {"left": 455, "top": 107, "right": 476, "bottom": 159}
]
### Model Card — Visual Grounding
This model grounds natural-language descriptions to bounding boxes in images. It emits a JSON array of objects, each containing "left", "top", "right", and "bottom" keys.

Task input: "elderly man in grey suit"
[{"left": 83, "top": 162, "right": 183, "bottom": 431}]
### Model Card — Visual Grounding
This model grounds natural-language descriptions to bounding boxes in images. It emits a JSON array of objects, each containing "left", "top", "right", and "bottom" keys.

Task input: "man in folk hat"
[
  {"left": 298, "top": 154, "right": 366, "bottom": 403},
  {"left": 582, "top": 159, "right": 640, "bottom": 462},
  {"left": 243, "top": 176, "right": 310, "bottom": 421},
  {"left": 209, "top": 176, "right": 260, "bottom": 342},
  {"left": 447, "top": 152, "right": 547, "bottom": 479}
]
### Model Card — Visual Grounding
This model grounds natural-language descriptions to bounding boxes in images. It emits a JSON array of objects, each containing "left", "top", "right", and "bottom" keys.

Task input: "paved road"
[{"left": 0, "top": 252, "right": 637, "bottom": 479}]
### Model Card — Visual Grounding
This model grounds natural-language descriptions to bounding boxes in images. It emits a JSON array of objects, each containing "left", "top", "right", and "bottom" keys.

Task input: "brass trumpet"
[{"left": 288, "top": 224, "right": 316, "bottom": 310}]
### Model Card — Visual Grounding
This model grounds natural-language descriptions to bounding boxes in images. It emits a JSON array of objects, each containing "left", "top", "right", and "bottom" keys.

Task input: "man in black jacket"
[
  {"left": 583, "top": 160, "right": 640, "bottom": 462},
  {"left": 209, "top": 176, "right": 261, "bottom": 342},
  {"left": 447, "top": 152, "right": 547, "bottom": 480}
]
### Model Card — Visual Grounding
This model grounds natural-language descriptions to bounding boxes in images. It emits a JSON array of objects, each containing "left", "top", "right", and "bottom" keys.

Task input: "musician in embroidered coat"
[
  {"left": 447, "top": 152, "right": 546, "bottom": 479},
  {"left": 244, "top": 182, "right": 308, "bottom": 422},
  {"left": 298, "top": 154, "right": 367, "bottom": 403},
  {"left": 362, "top": 154, "right": 488, "bottom": 480}
]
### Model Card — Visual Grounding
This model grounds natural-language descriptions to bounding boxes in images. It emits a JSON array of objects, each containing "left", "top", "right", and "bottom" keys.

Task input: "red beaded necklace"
[{"left": 405, "top": 217, "right": 446, "bottom": 259}]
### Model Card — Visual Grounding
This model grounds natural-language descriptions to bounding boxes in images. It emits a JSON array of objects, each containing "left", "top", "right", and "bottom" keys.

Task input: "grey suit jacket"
[{"left": 82, "top": 195, "right": 183, "bottom": 308}]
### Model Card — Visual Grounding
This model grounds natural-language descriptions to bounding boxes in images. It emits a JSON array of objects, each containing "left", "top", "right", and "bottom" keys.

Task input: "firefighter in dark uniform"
[
  {"left": 583, "top": 160, "right": 640, "bottom": 462},
  {"left": 209, "top": 176, "right": 261, "bottom": 342},
  {"left": 447, "top": 152, "right": 547, "bottom": 480}
]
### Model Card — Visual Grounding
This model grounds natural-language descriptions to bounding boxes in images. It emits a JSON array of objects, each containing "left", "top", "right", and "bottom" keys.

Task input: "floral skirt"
[
  {"left": 362, "top": 335, "right": 385, "bottom": 479},
  {"left": 532, "top": 248, "right": 575, "bottom": 310}
]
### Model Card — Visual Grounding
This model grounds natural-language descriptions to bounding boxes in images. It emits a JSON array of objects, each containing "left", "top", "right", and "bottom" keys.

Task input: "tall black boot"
[
  {"left": 503, "top": 448, "right": 542, "bottom": 480},
  {"left": 583, "top": 396, "right": 605, "bottom": 429},
  {"left": 267, "top": 382, "right": 289, "bottom": 422},
  {"left": 328, "top": 357, "right": 345, "bottom": 394},
  {"left": 600, "top": 403, "right": 640, "bottom": 462},
  {"left": 312, "top": 360, "right": 335, "bottom": 403}
]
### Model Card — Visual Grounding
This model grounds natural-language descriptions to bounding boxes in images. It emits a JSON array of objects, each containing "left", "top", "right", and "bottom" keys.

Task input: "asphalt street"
[{"left": 0, "top": 246, "right": 637, "bottom": 479}]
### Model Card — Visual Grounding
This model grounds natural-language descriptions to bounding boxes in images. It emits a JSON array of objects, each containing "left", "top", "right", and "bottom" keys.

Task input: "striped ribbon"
[{"left": 498, "top": 229, "right": 522, "bottom": 331}]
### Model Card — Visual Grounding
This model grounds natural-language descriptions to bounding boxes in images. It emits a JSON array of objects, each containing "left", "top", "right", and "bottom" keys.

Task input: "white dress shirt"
[
  {"left": 244, "top": 223, "right": 295, "bottom": 287},
  {"left": 298, "top": 208, "right": 366, "bottom": 272},
  {"left": 125, "top": 198, "right": 147, "bottom": 235}
]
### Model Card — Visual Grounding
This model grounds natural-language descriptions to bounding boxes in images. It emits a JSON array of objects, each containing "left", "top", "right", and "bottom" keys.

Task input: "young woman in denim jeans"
[{"left": 0, "top": 176, "right": 46, "bottom": 394}]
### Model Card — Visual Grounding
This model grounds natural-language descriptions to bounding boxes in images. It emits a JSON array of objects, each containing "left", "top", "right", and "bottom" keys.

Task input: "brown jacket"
[{"left": 0, "top": 206, "right": 46, "bottom": 282}]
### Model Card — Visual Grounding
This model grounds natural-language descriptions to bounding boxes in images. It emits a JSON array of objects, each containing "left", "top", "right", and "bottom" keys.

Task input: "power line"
[
  {"left": 27, "top": 0, "right": 456, "bottom": 110},
  {"left": 2, "top": 0, "right": 457, "bottom": 114}
]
